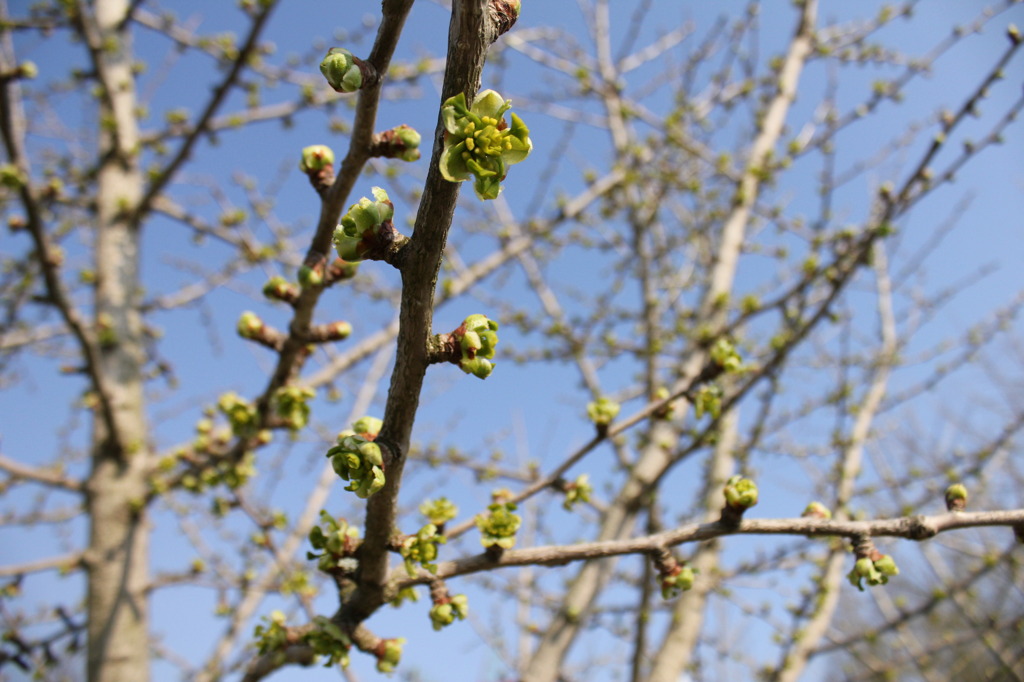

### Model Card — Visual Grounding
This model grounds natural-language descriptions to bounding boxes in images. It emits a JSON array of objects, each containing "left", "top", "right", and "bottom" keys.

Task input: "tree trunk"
[{"left": 85, "top": 1, "right": 150, "bottom": 680}]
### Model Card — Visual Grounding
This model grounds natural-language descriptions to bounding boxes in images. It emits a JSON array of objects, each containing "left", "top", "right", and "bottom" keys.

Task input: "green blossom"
[
  {"left": 429, "top": 594, "right": 469, "bottom": 630},
  {"left": 420, "top": 497, "right": 459, "bottom": 525},
  {"left": 439, "top": 90, "right": 531, "bottom": 200},
  {"left": 218, "top": 391, "right": 258, "bottom": 439},
  {"left": 586, "top": 398, "right": 620, "bottom": 427},
  {"left": 399, "top": 524, "right": 445, "bottom": 577},
  {"left": 307, "top": 511, "right": 361, "bottom": 573},
  {"left": 709, "top": 337, "right": 743, "bottom": 373},
  {"left": 848, "top": 554, "right": 900, "bottom": 591},
  {"left": 326, "top": 434, "right": 385, "bottom": 498},
  {"left": 332, "top": 187, "right": 394, "bottom": 262},
  {"left": 476, "top": 499, "right": 521, "bottom": 549},
  {"left": 693, "top": 383, "right": 723, "bottom": 419},
  {"left": 273, "top": 385, "right": 315, "bottom": 431}
]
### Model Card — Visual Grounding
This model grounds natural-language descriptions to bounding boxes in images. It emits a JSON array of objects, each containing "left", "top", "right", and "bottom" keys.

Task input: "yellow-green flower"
[{"left": 439, "top": 90, "right": 531, "bottom": 200}]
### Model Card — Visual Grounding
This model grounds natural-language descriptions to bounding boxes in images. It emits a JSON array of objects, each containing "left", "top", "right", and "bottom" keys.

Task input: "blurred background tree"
[{"left": 1, "top": 1, "right": 1022, "bottom": 680}]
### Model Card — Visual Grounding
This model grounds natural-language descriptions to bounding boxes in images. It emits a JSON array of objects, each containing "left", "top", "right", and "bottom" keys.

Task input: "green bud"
[
  {"left": 586, "top": 398, "right": 620, "bottom": 427},
  {"left": 326, "top": 435, "right": 385, "bottom": 498},
  {"left": 944, "top": 483, "right": 968, "bottom": 512},
  {"left": 237, "top": 311, "right": 263, "bottom": 339},
  {"left": 476, "top": 499, "right": 521, "bottom": 549},
  {"left": 299, "top": 144, "right": 334, "bottom": 173},
  {"left": 376, "top": 638, "right": 405, "bottom": 673},
  {"left": 802, "top": 501, "right": 832, "bottom": 520},
  {"left": 320, "top": 47, "right": 364, "bottom": 93},
  {"left": 709, "top": 337, "right": 743, "bottom": 373},
  {"left": 456, "top": 314, "right": 499, "bottom": 379},
  {"left": 297, "top": 264, "right": 323, "bottom": 288},
  {"left": 351, "top": 416, "right": 383, "bottom": 438},
  {"left": 723, "top": 475, "right": 758, "bottom": 510},
  {"left": 660, "top": 564, "right": 696, "bottom": 599}
]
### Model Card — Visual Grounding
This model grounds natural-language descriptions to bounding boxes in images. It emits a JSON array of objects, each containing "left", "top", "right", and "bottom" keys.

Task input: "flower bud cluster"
[
  {"left": 454, "top": 314, "right": 499, "bottom": 379},
  {"left": 218, "top": 391, "right": 258, "bottom": 439},
  {"left": 847, "top": 553, "right": 899, "bottom": 591},
  {"left": 399, "top": 524, "right": 445, "bottom": 577},
  {"left": 659, "top": 563, "right": 697, "bottom": 599},
  {"left": 429, "top": 594, "right": 469, "bottom": 631},
  {"left": 333, "top": 187, "right": 394, "bottom": 262},
  {"left": 326, "top": 425, "right": 385, "bottom": 498},
  {"left": 307, "top": 510, "right": 361, "bottom": 573},
  {"left": 273, "top": 385, "right": 315, "bottom": 431},
  {"left": 439, "top": 90, "right": 532, "bottom": 200},
  {"left": 476, "top": 493, "right": 521, "bottom": 549},
  {"left": 709, "top": 337, "right": 743, "bottom": 373},
  {"left": 586, "top": 398, "right": 620, "bottom": 428},
  {"left": 693, "top": 383, "right": 723, "bottom": 419},
  {"left": 420, "top": 497, "right": 459, "bottom": 526}
]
